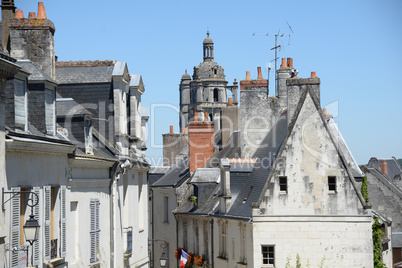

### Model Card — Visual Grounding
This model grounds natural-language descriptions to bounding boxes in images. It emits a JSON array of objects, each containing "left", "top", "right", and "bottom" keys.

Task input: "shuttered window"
[
  {"left": 43, "top": 186, "right": 51, "bottom": 261},
  {"left": 32, "top": 187, "right": 40, "bottom": 265},
  {"left": 60, "top": 186, "right": 67, "bottom": 257},
  {"left": 45, "top": 87, "right": 55, "bottom": 135},
  {"left": 11, "top": 187, "right": 20, "bottom": 268},
  {"left": 14, "top": 79, "right": 27, "bottom": 130},
  {"left": 90, "top": 199, "right": 100, "bottom": 263}
]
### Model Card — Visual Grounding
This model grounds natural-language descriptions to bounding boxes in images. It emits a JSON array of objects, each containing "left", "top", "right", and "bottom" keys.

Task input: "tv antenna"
[{"left": 253, "top": 22, "right": 294, "bottom": 96}]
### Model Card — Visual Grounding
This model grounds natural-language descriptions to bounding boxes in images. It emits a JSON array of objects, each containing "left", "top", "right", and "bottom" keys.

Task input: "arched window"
[{"left": 213, "top": 88, "right": 219, "bottom": 102}]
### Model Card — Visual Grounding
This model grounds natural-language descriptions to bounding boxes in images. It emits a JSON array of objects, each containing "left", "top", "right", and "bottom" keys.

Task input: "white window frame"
[
  {"left": 261, "top": 245, "right": 275, "bottom": 267},
  {"left": 14, "top": 77, "right": 28, "bottom": 131},
  {"left": 45, "top": 86, "right": 56, "bottom": 135}
]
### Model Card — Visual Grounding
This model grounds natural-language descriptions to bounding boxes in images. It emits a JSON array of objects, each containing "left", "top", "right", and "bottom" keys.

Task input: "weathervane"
[{"left": 253, "top": 22, "right": 294, "bottom": 96}]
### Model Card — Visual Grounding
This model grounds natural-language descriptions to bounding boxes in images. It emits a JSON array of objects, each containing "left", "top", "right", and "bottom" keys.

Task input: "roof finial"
[
  {"left": 185, "top": 69, "right": 187, "bottom": 74},
  {"left": 207, "top": 29, "right": 210, "bottom": 37}
]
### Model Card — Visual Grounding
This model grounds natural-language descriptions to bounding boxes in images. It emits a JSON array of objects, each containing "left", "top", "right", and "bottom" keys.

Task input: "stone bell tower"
[{"left": 179, "top": 31, "right": 238, "bottom": 134}]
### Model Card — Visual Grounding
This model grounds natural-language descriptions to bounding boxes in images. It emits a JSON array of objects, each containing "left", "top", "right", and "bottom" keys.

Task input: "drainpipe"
[
  {"left": 151, "top": 188, "right": 154, "bottom": 268},
  {"left": 210, "top": 218, "right": 214, "bottom": 268},
  {"left": 109, "top": 162, "right": 120, "bottom": 268}
]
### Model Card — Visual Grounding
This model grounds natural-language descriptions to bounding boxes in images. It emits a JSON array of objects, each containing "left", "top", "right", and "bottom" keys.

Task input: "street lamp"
[{"left": 159, "top": 250, "right": 167, "bottom": 267}]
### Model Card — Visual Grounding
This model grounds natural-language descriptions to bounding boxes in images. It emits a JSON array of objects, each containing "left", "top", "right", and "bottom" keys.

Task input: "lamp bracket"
[{"left": 2, "top": 188, "right": 39, "bottom": 211}]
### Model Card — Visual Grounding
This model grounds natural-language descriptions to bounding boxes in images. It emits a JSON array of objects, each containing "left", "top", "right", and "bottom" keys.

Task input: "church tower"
[{"left": 179, "top": 31, "right": 238, "bottom": 134}]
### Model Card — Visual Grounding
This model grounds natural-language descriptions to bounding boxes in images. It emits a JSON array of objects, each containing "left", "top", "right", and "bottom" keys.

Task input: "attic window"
[
  {"left": 214, "top": 69, "right": 217, "bottom": 75},
  {"left": 45, "top": 86, "right": 56, "bottom": 135},
  {"left": 328, "top": 176, "right": 336, "bottom": 193},
  {"left": 14, "top": 78, "right": 27, "bottom": 131},
  {"left": 279, "top": 176, "right": 287, "bottom": 194}
]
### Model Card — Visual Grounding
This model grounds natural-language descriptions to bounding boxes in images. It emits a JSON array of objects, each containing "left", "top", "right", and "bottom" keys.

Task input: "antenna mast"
[{"left": 253, "top": 22, "right": 294, "bottom": 97}]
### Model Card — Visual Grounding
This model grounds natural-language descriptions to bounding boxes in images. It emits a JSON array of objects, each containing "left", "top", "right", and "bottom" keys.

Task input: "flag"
[{"left": 180, "top": 249, "right": 188, "bottom": 268}]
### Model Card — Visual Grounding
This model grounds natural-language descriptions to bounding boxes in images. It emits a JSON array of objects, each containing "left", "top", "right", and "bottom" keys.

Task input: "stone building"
[
  {"left": 0, "top": 1, "right": 150, "bottom": 267},
  {"left": 361, "top": 157, "right": 402, "bottom": 267},
  {"left": 152, "top": 33, "right": 374, "bottom": 266}
]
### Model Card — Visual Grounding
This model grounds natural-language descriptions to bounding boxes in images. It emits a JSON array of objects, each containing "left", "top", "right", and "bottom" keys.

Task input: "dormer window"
[
  {"left": 45, "top": 86, "right": 56, "bottom": 135},
  {"left": 14, "top": 77, "right": 28, "bottom": 131}
]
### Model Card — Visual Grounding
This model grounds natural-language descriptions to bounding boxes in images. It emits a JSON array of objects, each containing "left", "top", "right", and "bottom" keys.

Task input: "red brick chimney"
[
  {"left": 379, "top": 160, "right": 388, "bottom": 176},
  {"left": 189, "top": 121, "right": 214, "bottom": 172},
  {"left": 240, "top": 67, "right": 268, "bottom": 90}
]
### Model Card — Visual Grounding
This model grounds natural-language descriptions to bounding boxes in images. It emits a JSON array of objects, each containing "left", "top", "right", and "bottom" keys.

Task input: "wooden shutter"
[
  {"left": 45, "top": 88, "right": 55, "bottom": 135},
  {"left": 60, "top": 186, "right": 67, "bottom": 257},
  {"left": 10, "top": 187, "right": 20, "bottom": 268},
  {"left": 90, "top": 199, "right": 99, "bottom": 263},
  {"left": 32, "top": 187, "right": 41, "bottom": 266},
  {"left": 43, "top": 186, "right": 51, "bottom": 261},
  {"left": 14, "top": 79, "right": 26, "bottom": 128}
]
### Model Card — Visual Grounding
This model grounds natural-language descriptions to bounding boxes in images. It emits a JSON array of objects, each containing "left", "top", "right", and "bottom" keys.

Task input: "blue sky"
[{"left": 17, "top": 0, "right": 402, "bottom": 165}]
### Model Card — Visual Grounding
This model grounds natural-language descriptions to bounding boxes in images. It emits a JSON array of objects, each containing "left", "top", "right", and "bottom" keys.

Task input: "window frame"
[
  {"left": 261, "top": 245, "right": 275, "bottom": 267},
  {"left": 279, "top": 176, "right": 287, "bottom": 194},
  {"left": 328, "top": 176, "right": 337, "bottom": 193}
]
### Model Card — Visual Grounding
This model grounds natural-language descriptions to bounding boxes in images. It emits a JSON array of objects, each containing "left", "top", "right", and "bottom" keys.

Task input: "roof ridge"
[{"left": 56, "top": 60, "right": 116, "bottom": 68}]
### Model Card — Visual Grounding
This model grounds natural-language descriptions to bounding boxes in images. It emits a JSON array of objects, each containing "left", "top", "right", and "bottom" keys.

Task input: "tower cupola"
[{"left": 203, "top": 31, "right": 214, "bottom": 62}]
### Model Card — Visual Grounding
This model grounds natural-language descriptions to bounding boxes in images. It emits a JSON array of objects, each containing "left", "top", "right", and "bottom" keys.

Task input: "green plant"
[
  {"left": 188, "top": 195, "right": 197, "bottom": 205},
  {"left": 286, "top": 255, "right": 292, "bottom": 268},
  {"left": 296, "top": 253, "right": 302, "bottom": 268},
  {"left": 372, "top": 216, "right": 386, "bottom": 268},
  {"left": 318, "top": 256, "right": 326, "bottom": 268},
  {"left": 361, "top": 175, "right": 369, "bottom": 203}
]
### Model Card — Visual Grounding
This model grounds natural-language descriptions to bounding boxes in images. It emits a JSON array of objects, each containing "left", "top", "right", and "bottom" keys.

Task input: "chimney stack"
[
  {"left": 189, "top": 120, "right": 214, "bottom": 172},
  {"left": 280, "top": 58, "right": 288, "bottom": 69},
  {"left": 379, "top": 160, "right": 389, "bottom": 176},
  {"left": 1, "top": 0, "right": 16, "bottom": 54},
  {"left": 240, "top": 67, "right": 268, "bottom": 91},
  {"left": 219, "top": 158, "right": 231, "bottom": 213},
  {"left": 227, "top": 97, "right": 233, "bottom": 107}
]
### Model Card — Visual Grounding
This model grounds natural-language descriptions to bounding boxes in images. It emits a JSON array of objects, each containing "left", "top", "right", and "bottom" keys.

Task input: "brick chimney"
[
  {"left": 188, "top": 120, "right": 214, "bottom": 172},
  {"left": 9, "top": 2, "right": 56, "bottom": 79},
  {"left": 379, "top": 160, "right": 389, "bottom": 176}
]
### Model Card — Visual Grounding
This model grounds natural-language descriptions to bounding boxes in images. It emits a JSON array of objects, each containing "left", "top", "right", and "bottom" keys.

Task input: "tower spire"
[{"left": 203, "top": 31, "right": 214, "bottom": 62}]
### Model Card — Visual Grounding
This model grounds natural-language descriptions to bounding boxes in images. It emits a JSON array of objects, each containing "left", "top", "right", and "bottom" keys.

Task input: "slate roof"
[
  {"left": 392, "top": 232, "right": 402, "bottom": 248},
  {"left": 56, "top": 98, "right": 92, "bottom": 116},
  {"left": 55, "top": 60, "right": 116, "bottom": 84},
  {"left": 367, "top": 157, "right": 402, "bottom": 181},
  {"left": 227, "top": 114, "right": 287, "bottom": 217},
  {"left": 17, "top": 59, "right": 57, "bottom": 84},
  {"left": 151, "top": 159, "right": 190, "bottom": 188},
  {"left": 206, "top": 131, "right": 241, "bottom": 168}
]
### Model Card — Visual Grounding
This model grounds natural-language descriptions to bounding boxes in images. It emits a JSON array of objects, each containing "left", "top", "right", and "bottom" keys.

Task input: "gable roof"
[{"left": 254, "top": 87, "right": 370, "bottom": 210}]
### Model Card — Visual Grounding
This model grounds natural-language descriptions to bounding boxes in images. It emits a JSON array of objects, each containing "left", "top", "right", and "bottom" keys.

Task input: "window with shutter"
[
  {"left": 44, "top": 186, "right": 51, "bottom": 261},
  {"left": 90, "top": 199, "right": 100, "bottom": 263},
  {"left": 45, "top": 87, "right": 55, "bottom": 135},
  {"left": 32, "top": 187, "right": 41, "bottom": 266},
  {"left": 14, "top": 78, "right": 27, "bottom": 130},
  {"left": 10, "top": 187, "right": 20, "bottom": 268},
  {"left": 60, "top": 186, "right": 67, "bottom": 258}
]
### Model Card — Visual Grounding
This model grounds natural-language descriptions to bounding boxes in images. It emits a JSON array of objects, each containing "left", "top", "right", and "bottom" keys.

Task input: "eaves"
[{"left": 6, "top": 136, "right": 75, "bottom": 154}]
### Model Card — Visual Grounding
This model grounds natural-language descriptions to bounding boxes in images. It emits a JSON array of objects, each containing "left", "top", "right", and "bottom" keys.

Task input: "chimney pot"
[
  {"left": 287, "top": 58, "right": 293, "bottom": 68},
  {"left": 323, "top": 108, "right": 327, "bottom": 115},
  {"left": 280, "top": 58, "right": 288, "bottom": 69},
  {"left": 227, "top": 98, "right": 233, "bottom": 107},
  {"left": 28, "top": 12, "right": 36, "bottom": 18},
  {"left": 257, "top": 67, "right": 263, "bottom": 80},
  {"left": 169, "top": 125, "right": 173, "bottom": 134},
  {"left": 37, "top": 2, "right": 47, "bottom": 19},
  {"left": 311, "top": 71, "right": 316, "bottom": 78},
  {"left": 15, "top": 10, "right": 24, "bottom": 19},
  {"left": 245, "top": 71, "right": 250, "bottom": 80}
]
